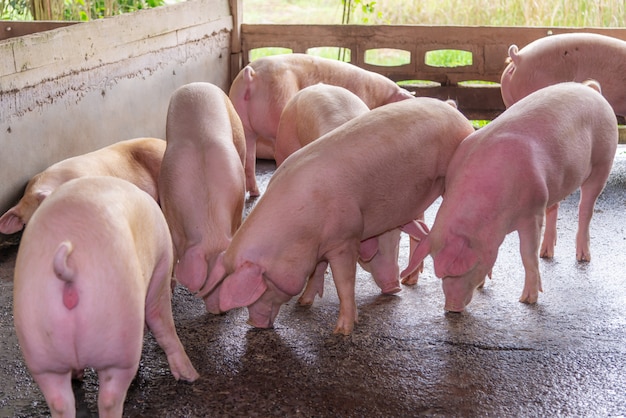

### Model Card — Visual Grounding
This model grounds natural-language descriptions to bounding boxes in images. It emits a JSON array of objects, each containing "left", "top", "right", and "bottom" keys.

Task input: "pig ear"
[
  {"left": 0, "top": 206, "right": 25, "bottom": 234},
  {"left": 401, "top": 237, "right": 431, "bottom": 279},
  {"left": 199, "top": 251, "right": 227, "bottom": 297},
  {"left": 219, "top": 261, "right": 268, "bottom": 312},
  {"left": 35, "top": 189, "right": 51, "bottom": 203},
  {"left": 507, "top": 44, "right": 520, "bottom": 63},
  {"left": 359, "top": 237, "right": 379, "bottom": 262},
  {"left": 400, "top": 220, "right": 430, "bottom": 241},
  {"left": 434, "top": 235, "right": 478, "bottom": 278},
  {"left": 582, "top": 79, "right": 602, "bottom": 94}
]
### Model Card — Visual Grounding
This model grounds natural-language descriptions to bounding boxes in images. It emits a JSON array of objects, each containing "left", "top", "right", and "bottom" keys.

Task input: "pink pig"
[
  {"left": 198, "top": 97, "right": 474, "bottom": 335},
  {"left": 402, "top": 81, "right": 618, "bottom": 312},
  {"left": 13, "top": 176, "right": 199, "bottom": 418},
  {"left": 158, "top": 82, "right": 246, "bottom": 294},
  {"left": 274, "top": 83, "right": 370, "bottom": 167},
  {"left": 0, "top": 137, "right": 165, "bottom": 235},
  {"left": 273, "top": 83, "right": 424, "bottom": 300},
  {"left": 500, "top": 32, "right": 626, "bottom": 116},
  {"left": 228, "top": 53, "right": 414, "bottom": 196}
]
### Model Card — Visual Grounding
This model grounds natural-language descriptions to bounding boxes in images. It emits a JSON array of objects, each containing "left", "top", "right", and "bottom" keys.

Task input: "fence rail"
[{"left": 239, "top": 24, "right": 626, "bottom": 141}]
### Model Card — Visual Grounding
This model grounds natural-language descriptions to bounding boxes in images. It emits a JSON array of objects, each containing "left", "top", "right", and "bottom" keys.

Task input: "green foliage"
[
  {"left": 1, "top": 0, "right": 31, "bottom": 19},
  {"left": 73, "top": 0, "right": 165, "bottom": 20},
  {"left": 364, "top": 0, "right": 625, "bottom": 27},
  {"left": 2, "top": 0, "right": 165, "bottom": 21},
  {"left": 243, "top": 0, "right": 625, "bottom": 27},
  {"left": 425, "top": 49, "right": 473, "bottom": 68},
  {"left": 342, "top": 0, "right": 381, "bottom": 24}
]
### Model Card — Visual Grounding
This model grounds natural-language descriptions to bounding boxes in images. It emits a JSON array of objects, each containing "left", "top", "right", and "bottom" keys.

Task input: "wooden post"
[{"left": 229, "top": 0, "right": 243, "bottom": 83}]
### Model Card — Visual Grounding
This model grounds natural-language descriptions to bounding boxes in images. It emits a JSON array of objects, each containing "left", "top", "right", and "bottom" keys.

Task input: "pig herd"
[{"left": 1, "top": 32, "right": 624, "bottom": 417}]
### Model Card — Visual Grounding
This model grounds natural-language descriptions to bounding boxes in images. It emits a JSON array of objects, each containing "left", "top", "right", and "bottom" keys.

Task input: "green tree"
[
  {"left": 341, "top": 0, "right": 380, "bottom": 24},
  {"left": 2, "top": 0, "right": 164, "bottom": 21}
]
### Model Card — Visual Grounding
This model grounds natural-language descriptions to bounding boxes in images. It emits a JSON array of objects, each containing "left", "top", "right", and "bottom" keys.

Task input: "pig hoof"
[
  {"left": 444, "top": 310, "right": 463, "bottom": 315},
  {"left": 444, "top": 308, "right": 464, "bottom": 314},
  {"left": 179, "top": 368, "right": 200, "bottom": 383},
  {"left": 333, "top": 316, "right": 356, "bottom": 335},
  {"left": 246, "top": 318, "right": 274, "bottom": 329},
  {"left": 381, "top": 286, "right": 401, "bottom": 295},
  {"left": 297, "top": 293, "right": 317, "bottom": 306},
  {"left": 401, "top": 276, "right": 418, "bottom": 286},
  {"left": 519, "top": 295, "right": 538, "bottom": 304},
  {"left": 332, "top": 326, "right": 353, "bottom": 336}
]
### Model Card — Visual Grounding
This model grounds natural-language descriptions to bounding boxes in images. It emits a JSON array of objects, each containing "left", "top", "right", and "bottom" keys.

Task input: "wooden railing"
[
  {"left": 238, "top": 24, "right": 626, "bottom": 137},
  {"left": 0, "top": 21, "right": 79, "bottom": 41}
]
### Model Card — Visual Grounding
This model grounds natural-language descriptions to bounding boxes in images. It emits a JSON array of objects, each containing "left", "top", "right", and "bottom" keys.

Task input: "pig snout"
[
  {"left": 245, "top": 283, "right": 292, "bottom": 328},
  {"left": 441, "top": 275, "right": 479, "bottom": 312},
  {"left": 203, "top": 274, "right": 291, "bottom": 329},
  {"left": 358, "top": 230, "right": 402, "bottom": 294},
  {"left": 389, "top": 88, "right": 415, "bottom": 102},
  {"left": 201, "top": 259, "right": 293, "bottom": 329}
]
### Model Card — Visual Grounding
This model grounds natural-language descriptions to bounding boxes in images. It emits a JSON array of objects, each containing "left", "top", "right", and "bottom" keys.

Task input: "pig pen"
[
  {"left": 2, "top": 3, "right": 626, "bottom": 415},
  {"left": 1, "top": 148, "right": 625, "bottom": 416}
]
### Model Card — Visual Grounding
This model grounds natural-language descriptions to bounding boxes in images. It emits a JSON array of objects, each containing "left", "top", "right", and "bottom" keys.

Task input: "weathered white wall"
[{"left": 0, "top": 0, "right": 237, "bottom": 239}]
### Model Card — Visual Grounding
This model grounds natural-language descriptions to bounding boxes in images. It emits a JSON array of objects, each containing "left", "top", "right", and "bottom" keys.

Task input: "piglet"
[
  {"left": 229, "top": 53, "right": 414, "bottom": 195},
  {"left": 0, "top": 137, "right": 165, "bottom": 235},
  {"left": 274, "top": 83, "right": 370, "bottom": 166},
  {"left": 402, "top": 81, "right": 618, "bottom": 312},
  {"left": 159, "top": 82, "right": 246, "bottom": 294},
  {"left": 500, "top": 32, "right": 626, "bottom": 116},
  {"left": 13, "top": 176, "right": 199, "bottom": 418},
  {"left": 198, "top": 97, "right": 474, "bottom": 335}
]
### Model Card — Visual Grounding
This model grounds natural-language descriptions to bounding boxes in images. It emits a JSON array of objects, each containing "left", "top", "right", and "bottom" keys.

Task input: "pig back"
[
  {"left": 501, "top": 33, "right": 626, "bottom": 115},
  {"left": 449, "top": 82, "right": 617, "bottom": 211},
  {"left": 247, "top": 54, "right": 408, "bottom": 109},
  {"left": 265, "top": 97, "right": 475, "bottom": 236},
  {"left": 274, "top": 84, "right": 370, "bottom": 165}
]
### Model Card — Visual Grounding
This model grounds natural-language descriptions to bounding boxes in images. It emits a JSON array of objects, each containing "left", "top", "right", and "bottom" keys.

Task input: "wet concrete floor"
[{"left": 0, "top": 147, "right": 625, "bottom": 417}]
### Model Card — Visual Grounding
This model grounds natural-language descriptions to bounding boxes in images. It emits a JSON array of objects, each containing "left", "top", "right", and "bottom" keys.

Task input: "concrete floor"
[{"left": 0, "top": 148, "right": 625, "bottom": 417}]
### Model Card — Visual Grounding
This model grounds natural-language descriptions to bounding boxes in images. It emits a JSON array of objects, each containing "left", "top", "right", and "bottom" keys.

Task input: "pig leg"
[
  {"left": 327, "top": 244, "right": 359, "bottom": 335},
  {"left": 298, "top": 261, "right": 328, "bottom": 306},
  {"left": 401, "top": 235, "right": 421, "bottom": 285},
  {"left": 31, "top": 372, "right": 74, "bottom": 418},
  {"left": 576, "top": 172, "right": 609, "bottom": 262},
  {"left": 97, "top": 366, "right": 137, "bottom": 418},
  {"left": 245, "top": 127, "right": 260, "bottom": 197},
  {"left": 400, "top": 217, "right": 428, "bottom": 285},
  {"left": 144, "top": 261, "right": 199, "bottom": 382},
  {"left": 539, "top": 203, "right": 559, "bottom": 258},
  {"left": 518, "top": 214, "right": 544, "bottom": 304}
]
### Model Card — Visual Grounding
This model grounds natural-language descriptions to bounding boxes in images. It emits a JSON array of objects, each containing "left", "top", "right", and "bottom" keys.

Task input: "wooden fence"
[{"left": 237, "top": 24, "right": 626, "bottom": 140}]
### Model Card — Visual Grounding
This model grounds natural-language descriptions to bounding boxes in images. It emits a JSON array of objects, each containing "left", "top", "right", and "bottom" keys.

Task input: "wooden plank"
[
  {"left": 408, "top": 84, "right": 505, "bottom": 120},
  {"left": 1, "top": 0, "right": 232, "bottom": 87},
  {"left": 0, "top": 21, "right": 78, "bottom": 41},
  {"left": 229, "top": 0, "right": 243, "bottom": 82},
  {"left": 241, "top": 24, "right": 626, "bottom": 84},
  {"left": 239, "top": 24, "right": 626, "bottom": 123}
]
